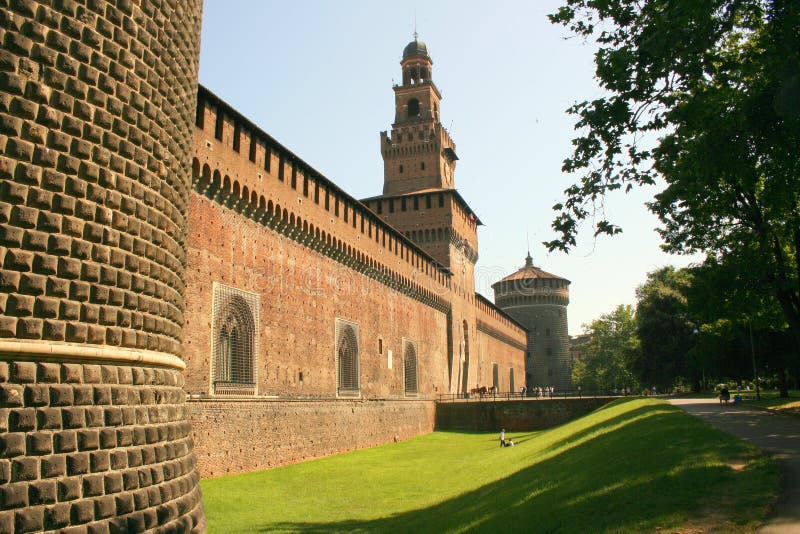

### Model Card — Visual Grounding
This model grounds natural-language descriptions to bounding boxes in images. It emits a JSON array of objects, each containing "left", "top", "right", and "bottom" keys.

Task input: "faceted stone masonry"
[
  {"left": 1, "top": 0, "right": 206, "bottom": 530},
  {"left": 0, "top": 360, "right": 203, "bottom": 533}
]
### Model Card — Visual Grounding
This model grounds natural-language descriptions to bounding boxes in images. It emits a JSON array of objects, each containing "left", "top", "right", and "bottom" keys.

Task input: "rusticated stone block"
[
  {"left": 10, "top": 362, "right": 36, "bottom": 383},
  {"left": 98, "top": 428, "right": 116, "bottom": 449},
  {"left": 109, "top": 450, "right": 126, "bottom": 471},
  {"left": 24, "top": 384, "right": 49, "bottom": 406},
  {"left": 11, "top": 456, "right": 38, "bottom": 481},
  {"left": 104, "top": 471, "right": 123, "bottom": 494},
  {"left": 29, "top": 479, "right": 57, "bottom": 505},
  {"left": 40, "top": 454, "right": 66, "bottom": 478},
  {"left": 44, "top": 502, "right": 71, "bottom": 530},
  {"left": 132, "top": 488, "right": 149, "bottom": 510},
  {"left": 70, "top": 499, "right": 94, "bottom": 524},
  {"left": 114, "top": 492, "right": 134, "bottom": 515},
  {"left": 66, "top": 452, "right": 89, "bottom": 476},
  {"left": 14, "top": 506, "right": 45, "bottom": 533},
  {"left": 62, "top": 407, "right": 85, "bottom": 428},
  {"left": 36, "top": 407, "right": 61, "bottom": 429},
  {"left": 73, "top": 385, "right": 93, "bottom": 406},
  {"left": 121, "top": 470, "right": 138, "bottom": 492},
  {"left": 54, "top": 431, "right": 77, "bottom": 453},
  {"left": 50, "top": 384, "right": 74, "bottom": 406},
  {"left": 9, "top": 408, "right": 36, "bottom": 431},
  {"left": 1, "top": 482, "right": 29, "bottom": 508},
  {"left": 76, "top": 428, "right": 99, "bottom": 451},
  {"left": 36, "top": 362, "right": 60, "bottom": 382},
  {"left": 26, "top": 431, "right": 53, "bottom": 455},
  {"left": 82, "top": 473, "right": 104, "bottom": 497},
  {"left": 16, "top": 316, "right": 44, "bottom": 338},
  {"left": 57, "top": 476, "right": 81, "bottom": 502}
]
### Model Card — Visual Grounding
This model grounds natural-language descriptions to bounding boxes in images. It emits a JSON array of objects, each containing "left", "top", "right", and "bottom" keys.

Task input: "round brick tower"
[
  {"left": 492, "top": 253, "right": 571, "bottom": 392},
  {"left": 0, "top": 1, "right": 205, "bottom": 531}
]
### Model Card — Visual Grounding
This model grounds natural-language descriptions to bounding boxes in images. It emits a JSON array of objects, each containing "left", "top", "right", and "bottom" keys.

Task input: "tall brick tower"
[
  {"left": 0, "top": 1, "right": 205, "bottom": 531},
  {"left": 381, "top": 34, "right": 457, "bottom": 196},
  {"left": 363, "top": 35, "right": 480, "bottom": 295},
  {"left": 362, "top": 35, "right": 484, "bottom": 394},
  {"left": 492, "top": 253, "right": 572, "bottom": 392}
]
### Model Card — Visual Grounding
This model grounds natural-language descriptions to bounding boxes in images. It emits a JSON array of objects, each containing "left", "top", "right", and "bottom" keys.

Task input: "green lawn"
[
  {"left": 741, "top": 389, "right": 800, "bottom": 414},
  {"left": 201, "top": 398, "right": 778, "bottom": 533}
]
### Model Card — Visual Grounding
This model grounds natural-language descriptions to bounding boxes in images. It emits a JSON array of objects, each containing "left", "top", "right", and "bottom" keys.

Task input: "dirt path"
[{"left": 669, "top": 398, "right": 800, "bottom": 533}]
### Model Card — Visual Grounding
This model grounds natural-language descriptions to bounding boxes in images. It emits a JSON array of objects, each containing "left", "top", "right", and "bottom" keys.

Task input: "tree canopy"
[
  {"left": 572, "top": 304, "right": 638, "bottom": 391},
  {"left": 548, "top": 0, "right": 800, "bottom": 344}
]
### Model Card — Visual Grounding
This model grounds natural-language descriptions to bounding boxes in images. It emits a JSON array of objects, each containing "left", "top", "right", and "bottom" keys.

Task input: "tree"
[
  {"left": 547, "top": 1, "right": 800, "bottom": 347},
  {"left": 687, "top": 259, "right": 796, "bottom": 395},
  {"left": 634, "top": 267, "right": 697, "bottom": 391},
  {"left": 574, "top": 304, "right": 639, "bottom": 391}
]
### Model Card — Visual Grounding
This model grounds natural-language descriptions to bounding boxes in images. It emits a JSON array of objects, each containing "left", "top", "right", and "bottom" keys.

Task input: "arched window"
[
  {"left": 212, "top": 283, "right": 259, "bottom": 395},
  {"left": 336, "top": 319, "right": 360, "bottom": 395},
  {"left": 407, "top": 98, "right": 420, "bottom": 118},
  {"left": 404, "top": 339, "right": 418, "bottom": 395}
]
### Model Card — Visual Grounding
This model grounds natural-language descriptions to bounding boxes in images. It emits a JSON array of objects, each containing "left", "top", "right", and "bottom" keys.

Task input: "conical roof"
[{"left": 492, "top": 253, "right": 570, "bottom": 287}]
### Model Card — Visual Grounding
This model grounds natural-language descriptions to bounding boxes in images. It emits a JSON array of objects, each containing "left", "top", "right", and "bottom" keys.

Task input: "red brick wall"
[
  {"left": 188, "top": 399, "right": 434, "bottom": 477},
  {"left": 181, "top": 88, "right": 527, "bottom": 477},
  {"left": 183, "top": 194, "right": 450, "bottom": 398}
]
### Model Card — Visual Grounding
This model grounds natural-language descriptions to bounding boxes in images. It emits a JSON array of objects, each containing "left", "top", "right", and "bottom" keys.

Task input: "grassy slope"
[{"left": 201, "top": 398, "right": 779, "bottom": 533}]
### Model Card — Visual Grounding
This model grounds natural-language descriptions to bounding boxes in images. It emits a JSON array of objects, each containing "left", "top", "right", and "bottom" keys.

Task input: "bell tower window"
[{"left": 407, "top": 98, "right": 420, "bottom": 118}]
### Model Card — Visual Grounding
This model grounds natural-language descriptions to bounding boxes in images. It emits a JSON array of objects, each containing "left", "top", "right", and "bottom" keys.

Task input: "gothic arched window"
[
  {"left": 336, "top": 319, "right": 360, "bottom": 395},
  {"left": 404, "top": 339, "right": 418, "bottom": 395},
  {"left": 212, "top": 283, "right": 259, "bottom": 395}
]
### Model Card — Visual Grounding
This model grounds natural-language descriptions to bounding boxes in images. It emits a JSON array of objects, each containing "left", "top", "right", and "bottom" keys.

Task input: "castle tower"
[
  {"left": 381, "top": 35, "right": 459, "bottom": 196},
  {"left": 362, "top": 36, "right": 480, "bottom": 294},
  {"left": 0, "top": 1, "right": 205, "bottom": 530},
  {"left": 492, "top": 253, "right": 572, "bottom": 391}
]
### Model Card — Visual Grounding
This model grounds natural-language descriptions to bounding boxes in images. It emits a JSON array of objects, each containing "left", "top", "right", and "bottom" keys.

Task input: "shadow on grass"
[{"left": 247, "top": 399, "right": 773, "bottom": 533}]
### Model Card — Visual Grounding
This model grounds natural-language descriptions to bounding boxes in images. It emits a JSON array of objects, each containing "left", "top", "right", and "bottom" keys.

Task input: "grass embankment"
[
  {"left": 743, "top": 390, "right": 800, "bottom": 414},
  {"left": 201, "top": 398, "right": 778, "bottom": 533}
]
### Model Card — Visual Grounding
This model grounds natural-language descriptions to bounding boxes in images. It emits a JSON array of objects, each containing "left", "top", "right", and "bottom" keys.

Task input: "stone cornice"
[{"left": 0, "top": 340, "right": 186, "bottom": 370}]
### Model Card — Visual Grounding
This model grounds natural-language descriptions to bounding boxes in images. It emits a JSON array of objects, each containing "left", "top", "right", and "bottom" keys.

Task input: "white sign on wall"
[{"left": 387, "top": 349, "right": 393, "bottom": 369}]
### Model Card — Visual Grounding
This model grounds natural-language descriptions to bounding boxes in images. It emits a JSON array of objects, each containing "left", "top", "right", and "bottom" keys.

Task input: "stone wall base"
[
  {"left": 435, "top": 398, "right": 616, "bottom": 432},
  {"left": 188, "top": 398, "right": 435, "bottom": 478}
]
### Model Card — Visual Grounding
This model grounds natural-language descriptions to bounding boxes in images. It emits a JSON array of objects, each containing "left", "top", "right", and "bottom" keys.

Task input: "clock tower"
[{"left": 381, "top": 35, "right": 459, "bottom": 196}]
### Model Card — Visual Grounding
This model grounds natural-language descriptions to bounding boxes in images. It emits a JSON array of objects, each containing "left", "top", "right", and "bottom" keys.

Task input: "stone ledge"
[{"left": 0, "top": 340, "right": 185, "bottom": 370}]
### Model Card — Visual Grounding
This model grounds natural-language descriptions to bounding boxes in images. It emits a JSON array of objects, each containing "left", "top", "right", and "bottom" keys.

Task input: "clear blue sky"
[{"left": 198, "top": 0, "right": 701, "bottom": 334}]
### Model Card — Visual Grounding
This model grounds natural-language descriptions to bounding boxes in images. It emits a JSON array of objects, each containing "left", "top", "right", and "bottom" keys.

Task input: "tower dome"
[{"left": 403, "top": 36, "right": 430, "bottom": 59}]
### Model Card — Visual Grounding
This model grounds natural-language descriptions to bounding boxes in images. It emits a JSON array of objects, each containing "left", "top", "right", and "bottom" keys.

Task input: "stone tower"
[
  {"left": 363, "top": 35, "right": 479, "bottom": 292},
  {"left": 381, "top": 34, "right": 458, "bottom": 196},
  {"left": 492, "top": 253, "right": 572, "bottom": 391},
  {"left": 0, "top": 1, "right": 205, "bottom": 531},
  {"left": 361, "top": 35, "right": 483, "bottom": 394}
]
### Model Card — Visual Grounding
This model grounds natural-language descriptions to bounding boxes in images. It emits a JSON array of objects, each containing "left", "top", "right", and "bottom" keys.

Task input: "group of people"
[
  {"left": 499, "top": 428, "right": 515, "bottom": 447},
  {"left": 527, "top": 386, "right": 554, "bottom": 398}
]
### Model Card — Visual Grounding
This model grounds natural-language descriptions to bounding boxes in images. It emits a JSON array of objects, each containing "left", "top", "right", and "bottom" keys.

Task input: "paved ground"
[{"left": 669, "top": 398, "right": 800, "bottom": 533}]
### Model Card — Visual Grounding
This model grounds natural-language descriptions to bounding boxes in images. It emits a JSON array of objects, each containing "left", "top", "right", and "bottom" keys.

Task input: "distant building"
[{"left": 492, "top": 254, "right": 572, "bottom": 391}]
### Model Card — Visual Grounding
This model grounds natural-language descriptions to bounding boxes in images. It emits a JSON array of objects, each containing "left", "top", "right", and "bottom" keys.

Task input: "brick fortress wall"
[
  {"left": 0, "top": 0, "right": 205, "bottom": 531},
  {"left": 189, "top": 399, "right": 434, "bottom": 477},
  {"left": 435, "top": 398, "right": 614, "bottom": 432},
  {"left": 183, "top": 88, "right": 526, "bottom": 477}
]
